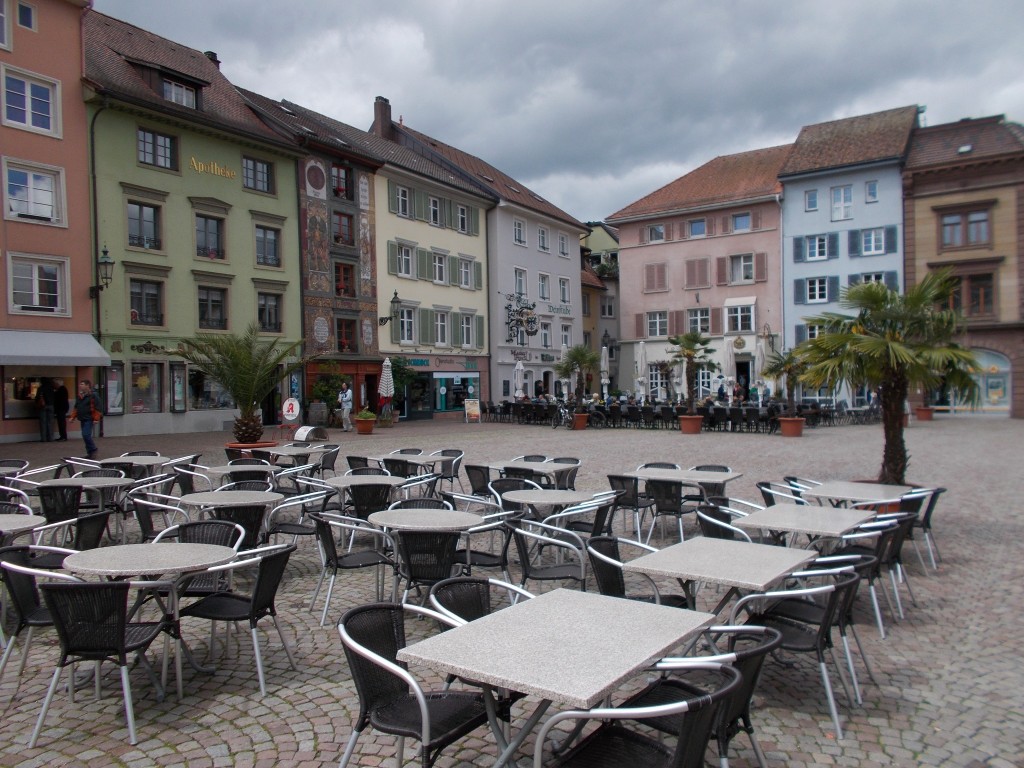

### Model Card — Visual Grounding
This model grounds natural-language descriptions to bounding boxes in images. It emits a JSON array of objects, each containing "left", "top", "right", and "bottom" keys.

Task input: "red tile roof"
[
  {"left": 83, "top": 11, "right": 285, "bottom": 145},
  {"left": 580, "top": 260, "right": 605, "bottom": 290},
  {"left": 395, "top": 124, "right": 586, "bottom": 231},
  {"left": 607, "top": 144, "right": 792, "bottom": 221},
  {"left": 905, "top": 115, "right": 1024, "bottom": 169},
  {"left": 779, "top": 105, "right": 919, "bottom": 177}
]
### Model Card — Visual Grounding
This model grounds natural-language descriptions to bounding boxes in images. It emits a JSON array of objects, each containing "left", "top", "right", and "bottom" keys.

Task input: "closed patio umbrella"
[
  {"left": 514, "top": 360, "right": 525, "bottom": 399},
  {"left": 378, "top": 357, "right": 395, "bottom": 421},
  {"left": 600, "top": 345, "right": 610, "bottom": 400},
  {"left": 635, "top": 341, "right": 647, "bottom": 403}
]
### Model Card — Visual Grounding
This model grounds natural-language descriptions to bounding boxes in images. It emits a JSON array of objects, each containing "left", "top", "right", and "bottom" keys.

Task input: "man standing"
[
  {"left": 337, "top": 381, "right": 353, "bottom": 432},
  {"left": 69, "top": 380, "right": 101, "bottom": 458},
  {"left": 53, "top": 379, "right": 70, "bottom": 441}
]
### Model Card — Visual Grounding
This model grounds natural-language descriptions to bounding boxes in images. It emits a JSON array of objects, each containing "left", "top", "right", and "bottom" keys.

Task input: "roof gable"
[{"left": 906, "top": 115, "right": 1024, "bottom": 169}]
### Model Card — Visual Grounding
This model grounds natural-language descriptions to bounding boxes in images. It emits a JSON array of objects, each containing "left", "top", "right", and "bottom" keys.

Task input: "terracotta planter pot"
[
  {"left": 777, "top": 416, "right": 805, "bottom": 437},
  {"left": 354, "top": 418, "right": 375, "bottom": 435},
  {"left": 678, "top": 415, "right": 703, "bottom": 434},
  {"left": 224, "top": 441, "right": 278, "bottom": 459},
  {"left": 914, "top": 406, "right": 934, "bottom": 421},
  {"left": 572, "top": 413, "right": 589, "bottom": 430}
]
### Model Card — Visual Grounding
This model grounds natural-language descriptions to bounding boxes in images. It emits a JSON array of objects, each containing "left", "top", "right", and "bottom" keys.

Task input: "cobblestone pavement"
[{"left": 1, "top": 416, "right": 1021, "bottom": 767}]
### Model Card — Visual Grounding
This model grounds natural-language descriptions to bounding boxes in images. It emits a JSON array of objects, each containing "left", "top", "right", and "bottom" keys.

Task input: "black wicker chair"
[
  {"left": 394, "top": 529, "right": 462, "bottom": 604},
  {"left": 209, "top": 504, "right": 268, "bottom": 551},
  {"left": 607, "top": 474, "right": 656, "bottom": 540},
  {"left": 348, "top": 482, "right": 396, "bottom": 522},
  {"left": 586, "top": 536, "right": 688, "bottom": 607}
]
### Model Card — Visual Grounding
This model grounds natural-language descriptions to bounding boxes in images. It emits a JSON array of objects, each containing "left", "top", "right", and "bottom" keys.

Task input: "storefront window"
[
  {"left": 3, "top": 370, "right": 43, "bottom": 420},
  {"left": 433, "top": 373, "right": 479, "bottom": 412},
  {"left": 104, "top": 363, "right": 125, "bottom": 415},
  {"left": 130, "top": 362, "right": 162, "bottom": 413},
  {"left": 188, "top": 368, "right": 235, "bottom": 410},
  {"left": 170, "top": 363, "right": 187, "bottom": 412}
]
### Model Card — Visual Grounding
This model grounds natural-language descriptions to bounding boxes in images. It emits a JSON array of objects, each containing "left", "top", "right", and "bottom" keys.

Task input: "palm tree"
[
  {"left": 798, "top": 269, "right": 979, "bottom": 484},
  {"left": 667, "top": 331, "right": 717, "bottom": 415},
  {"left": 554, "top": 345, "right": 600, "bottom": 404},
  {"left": 177, "top": 323, "right": 316, "bottom": 443},
  {"left": 760, "top": 347, "right": 807, "bottom": 415}
]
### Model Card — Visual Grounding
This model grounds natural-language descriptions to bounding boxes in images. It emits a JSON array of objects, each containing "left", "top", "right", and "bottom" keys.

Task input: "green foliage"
[
  {"left": 356, "top": 407, "right": 375, "bottom": 419},
  {"left": 388, "top": 356, "right": 417, "bottom": 392},
  {"left": 667, "top": 331, "right": 717, "bottom": 414},
  {"left": 554, "top": 345, "right": 600, "bottom": 401},
  {"left": 760, "top": 347, "right": 808, "bottom": 414},
  {"left": 798, "top": 269, "right": 979, "bottom": 483},
  {"left": 177, "top": 323, "right": 316, "bottom": 443}
]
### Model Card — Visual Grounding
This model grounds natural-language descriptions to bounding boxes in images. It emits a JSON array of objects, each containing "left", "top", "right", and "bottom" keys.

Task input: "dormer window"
[{"left": 163, "top": 79, "right": 196, "bottom": 108}]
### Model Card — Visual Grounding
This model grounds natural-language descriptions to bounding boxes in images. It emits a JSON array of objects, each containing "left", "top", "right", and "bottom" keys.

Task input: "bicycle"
[{"left": 551, "top": 401, "right": 573, "bottom": 429}]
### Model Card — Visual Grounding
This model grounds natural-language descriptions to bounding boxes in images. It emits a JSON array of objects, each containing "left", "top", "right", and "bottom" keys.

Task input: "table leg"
[{"left": 483, "top": 685, "right": 550, "bottom": 768}]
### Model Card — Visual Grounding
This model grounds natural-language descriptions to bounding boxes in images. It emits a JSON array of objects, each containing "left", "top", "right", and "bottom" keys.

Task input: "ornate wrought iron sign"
[{"left": 504, "top": 292, "right": 539, "bottom": 345}]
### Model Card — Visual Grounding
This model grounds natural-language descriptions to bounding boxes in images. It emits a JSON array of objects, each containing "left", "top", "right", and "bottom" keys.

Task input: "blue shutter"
[
  {"left": 884, "top": 225, "right": 898, "bottom": 254},
  {"left": 827, "top": 233, "right": 839, "bottom": 259},
  {"left": 794, "top": 279, "right": 806, "bottom": 304},
  {"left": 884, "top": 271, "right": 899, "bottom": 291},
  {"left": 792, "top": 237, "right": 805, "bottom": 262},
  {"left": 848, "top": 230, "right": 861, "bottom": 258},
  {"left": 827, "top": 275, "right": 840, "bottom": 302},
  {"left": 795, "top": 324, "right": 808, "bottom": 344},
  {"left": 848, "top": 273, "right": 862, "bottom": 286}
]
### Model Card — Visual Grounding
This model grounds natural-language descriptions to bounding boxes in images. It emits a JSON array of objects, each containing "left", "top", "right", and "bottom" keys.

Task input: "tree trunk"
[{"left": 878, "top": 372, "right": 909, "bottom": 484}]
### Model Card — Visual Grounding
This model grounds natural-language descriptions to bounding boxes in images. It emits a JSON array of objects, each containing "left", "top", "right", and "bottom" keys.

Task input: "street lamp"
[
  {"left": 89, "top": 246, "right": 115, "bottom": 299},
  {"left": 378, "top": 290, "right": 401, "bottom": 326}
]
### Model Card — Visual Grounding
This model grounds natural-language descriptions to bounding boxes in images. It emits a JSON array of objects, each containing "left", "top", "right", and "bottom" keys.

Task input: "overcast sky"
[{"left": 93, "top": 0, "right": 1024, "bottom": 224}]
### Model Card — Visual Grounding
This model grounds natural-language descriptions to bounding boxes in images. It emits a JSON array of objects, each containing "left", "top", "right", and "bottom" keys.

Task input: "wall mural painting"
[{"left": 305, "top": 197, "right": 330, "bottom": 275}]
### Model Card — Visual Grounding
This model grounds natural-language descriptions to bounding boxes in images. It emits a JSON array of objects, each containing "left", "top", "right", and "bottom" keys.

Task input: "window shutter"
[
  {"left": 884, "top": 225, "right": 898, "bottom": 254},
  {"left": 473, "top": 261, "right": 483, "bottom": 290},
  {"left": 672, "top": 309, "right": 685, "bottom": 335},
  {"left": 444, "top": 199, "right": 454, "bottom": 228},
  {"left": 474, "top": 315, "right": 484, "bottom": 348},
  {"left": 754, "top": 252, "right": 768, "bottom": 282},
  {"left": 795, "top": 324, "right": 808, "bottom": 344},
  {"left": 448, "top": 256, "right": 459, "bottom": 286},
  {"left": 696, "top": 257, "right": 710, "bottom": 287},
  {"left": 848, "top": 273, "right": 862, "bottom": 286},
  {"left": 827, "top": 275, "right": 840, "bottom": 302},
  {"left": 685, "top": 259, "right": 697, "bottom": 288},
  {"left": 705, "top": 217, "right": 716, "bottom": 236},
  {"left": 390, "top": 314, "right": 400, "bottom": 344},
  {"left": 827, "top": 232, "right": 839, "bottom": 259},
  {"left": 751, "top": 210, "right": 762, "bottom": 230},
  {"left": 720, "top": 215, "right": 731, "bottom": 235},
  {"left": 848, "top": 230, "right": 861, "bottom": 258},
  {"left": 656, "top": 263, "right": 667, "bottom": 290},
  {"left": 678, "top": 220, "right": 689, "bottom": 240},
  {"left": 710, "top": 307, "right": 722, "bottom": 336},
  {"left": 470, "top": 206, "right": 479, "bottom": 235},
  {"left": 663, "top": 221, "right": 673, "bottom": 240},
  {"left": 414, "top": 191, "right": 428, "bottom": 221},
  {"left": 451, "top": 311, "right": 462, "bottom": 342},
  {"left": 638, "top": 226, "right": 649, "bottom": 245},
  {"left": 716, "top": 256, "right": 728, "bottom": 286},
  {"left": 884, "top": 270, "right": 899, "bottom": 291},
  {"left": 419, "top": 308, "right": 434, "bottom": 344},
  {"left": 634, "top": 313, "right": 646, "bottom": 339},
  {"left": 794, "top": 278, "right": 806, "bottom": 304},
  {"left": 667, "top": 310, "right": 677, "bottom": 336},
  {"left": 793, "top": 237, "right": 805, "bottom": 262},
  {"left": 416, "top": 248, "right": 430, "bottom": 280},
  {"left": 387, "top": 242, "right": 399, "bottom": 275},
  {"left": 387, "top": 180, "right": 398, "bottom": 214}
]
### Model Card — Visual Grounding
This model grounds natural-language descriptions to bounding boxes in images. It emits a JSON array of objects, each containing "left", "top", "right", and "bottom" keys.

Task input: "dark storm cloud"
[{"left": 94, "top": 0, "right": 1024, "bottom": 221}]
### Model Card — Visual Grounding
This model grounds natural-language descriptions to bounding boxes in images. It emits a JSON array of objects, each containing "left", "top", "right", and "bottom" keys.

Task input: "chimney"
[
  {"left": 204, "top": 51, "right": 221, "bottom": 69},
  {"left": 372, "top": 96, "right": 393, "bottom": 141}
]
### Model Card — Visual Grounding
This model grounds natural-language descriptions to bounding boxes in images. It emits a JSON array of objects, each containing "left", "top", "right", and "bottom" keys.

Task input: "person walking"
[
  {"left": 53, "top": 378, "right": 70, "bottom": 441},
  {"left": 69, "top": 380, "right": 101, "bottom": 458},
  {"left": 36, "top": 377, "right": 55, "bottom": 442},
  {"left": 337, "top": 381, "right": 353, "bottom": 432}
]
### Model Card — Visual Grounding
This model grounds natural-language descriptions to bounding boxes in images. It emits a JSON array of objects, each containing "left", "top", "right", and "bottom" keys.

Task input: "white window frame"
[
  {"left": 457, "top": 204, "right": 469, "bottom": 233},
  {"left": 732, "top": 212, "right": 751, "bottom": 232},
  {"left": 537, "top": 226, "right": 549, "bottom": 252},
  {"left": 3, "top": 157, "right": 65, "bottom": 226},
  {"left": 540, "top": 322, "right": 551, "bottom": 349},
  {"left": 399, "top": 308, "right": 415, "bottom": 343},
  {"left": 647, "top": 311, "right": 668, "bottom": 338},
  {"left": 726, "top": 305, "right": 753, "bottom": 333},
  {"left": 806, "top": 235, "right": 828, "bottom": 261},
  {"left": 461, "top": 314, "right": 473, "bottom": 347},
  {"left": 459, "top": 258, "right": 472, "bottom": 288},
  {"left": 432, "top": 252, "right": 447, "bottom": 283},
  {"left": 429, "top": 196, "right": 441, "bottom": 226},
  {"left": 807, "top": 277, "right": 828, "bottom": 303},
  {"left": 434, "top": 311, "right": 449, "bottom": 346},
  {"left": 861, "top": 272, "right": 885, "bottom": 284},
  {"left": 865, "top": 180, "right": 878, "bottom": 203},
  {"left": 600, "top": 295, "right": 614, "bottom": 318},
  {"left": 729, "top": 253, "right": 754, "bottom": 284},
  {"left": 561, "top": 324, "right": 572, "bottom": 348},
  {"left": 648, "top": 364, "right": 666, "bottom": 397},
  {"left": 558, "top": 232, "right": 570, "bottom": 257},
  {"left": 805, "top": 189, "right": 818, "bottom": 211},
  {"left": 538, "top": 273, "right": 550, "bottom": 301},
  {"left": 162, "top": 79, "right": 196, "bottom": 108},
  {"left": 862, "top": 227, "right": 885, "bottom": 256},
  {"left": 396, "top": 185, "right": 410, "bottom": 218},
  {"left": 514, "top": 267, "right": 527, "bottom": 296},
  {"left": 559, "top": 277, "right": 570, "bottom": 304},
  {"left": 2, "top": 64, "right": 60, "bottom": 137},
  {"left": 806, "top": 324, "right": 821, "bottom": 340},
  {"left": 513, "top": 218, "right": 527, "bottom": 246},
  {"left": 648, "top": 224, "right": 665, "bottom": 242},
  {"left": 0, "top": 1, "right": 9, "bottom": 50},
  {"left": 831, "top": 185, "right": 852, "bottom": 221},
  {"left": 688, "top": 219, "right": 706, "bottom": 238},
  {"left": 16, "top": 2, "right": 36, "bottom": 31},
  {"left": 688, "top": 307, "right": 709, "bottom": 333},
  {"left": 396, "top": 245, "right": 413, "bottom": 277},
  {"left": 7, "top": 252, "right": 68, "bottom": 316}
]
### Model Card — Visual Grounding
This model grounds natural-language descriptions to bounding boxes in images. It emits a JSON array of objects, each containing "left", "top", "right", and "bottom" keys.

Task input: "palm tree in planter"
[
  {"left": 667, "top": 331, "right": 717, "bottom": 432},
  {"left": 760, "top": 347, "right": 808, "bottom": 436},
  {"left": 555, "top": 345, "right": 600, "bottom": 428},
  {"left": 177, "top": 323, "right": 316, "bottom": 444},
  {"left": 799, "top": 269, "right": 979, "bottom": 484}
]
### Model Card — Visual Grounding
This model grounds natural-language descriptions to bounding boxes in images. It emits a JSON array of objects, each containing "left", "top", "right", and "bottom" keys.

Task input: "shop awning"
[{"left": 0, "top": 330, "right": 111, "bottom": 367}]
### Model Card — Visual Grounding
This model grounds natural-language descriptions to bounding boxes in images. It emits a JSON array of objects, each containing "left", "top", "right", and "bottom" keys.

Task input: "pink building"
[
  {"left": 0, "top": 0, "right": 103, "bottom": 443},
  {"left": 607, "top": 144, "right": 791, "bottom": 401}
]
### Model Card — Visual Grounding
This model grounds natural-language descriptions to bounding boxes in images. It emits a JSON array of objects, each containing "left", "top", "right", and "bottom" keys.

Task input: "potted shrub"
[
  {"left": 761, "top": 347, "right": 807, "bottom": 437},
  {"left": 667, "top": 331, "right": 717, "bottom": 434},
  {"left": 354, "top": 408, "right": 376, "bottom": 435}
]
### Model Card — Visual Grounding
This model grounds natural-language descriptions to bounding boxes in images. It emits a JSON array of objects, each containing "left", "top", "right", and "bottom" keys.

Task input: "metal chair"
[
  {"left": 607, "top": 474, "right": 656, "bottom": 540},
  {"left": 644, "top": 480, "right": 706, "bottom": 545},
  {"left": 463, "top": 463, "right": 493, "bottom": 499},
  {"left": 586, "top": 536, "right": 688, "bottom": 607},
  {"left": 429, "top": 449, "right": 464, "bottom": 492},
  {"left": 393, "top": 529, "right": 462, "bottom": 604}
]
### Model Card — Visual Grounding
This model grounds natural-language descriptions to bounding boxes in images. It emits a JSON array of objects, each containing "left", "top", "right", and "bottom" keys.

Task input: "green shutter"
[
  {"left": 417, "top": 248, "right": 430, "bottom": 280},
  {"left": 387, "top": 180, "right": 398, "bottom": 214},
  {"left": 419, "top": 308, "right": 434, "bottom": 344},
  {"left": 473, "top": 261, "right": 483, "bottom": 290},
  {"left": 474, "top": 315, "right": 484, "bottom": 348},
  {"left": 451, "top": 312, "right": 462, "bottom": 344},
  {"left": 449, "top": 255, "right": 459, "bottom": 285},
  {"left": 387, "top": 242, "right": 399, "bottom": 275},
  {"left": 390, "top": 312, "right": 400, "bottom": 344},
  {"left": 414, "top": 190, "right": 428, "bottom": 221},
  {"left": 444, "top": 199, "right": 455, "bottom": 229},
  {"left": 470, "top": 206, "right": 479, "bottom": 235}
]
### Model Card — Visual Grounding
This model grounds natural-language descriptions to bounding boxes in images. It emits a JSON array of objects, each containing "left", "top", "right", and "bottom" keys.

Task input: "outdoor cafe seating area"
[{"left": 0, "top": 436, "right": 954, "bottom": 767}]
